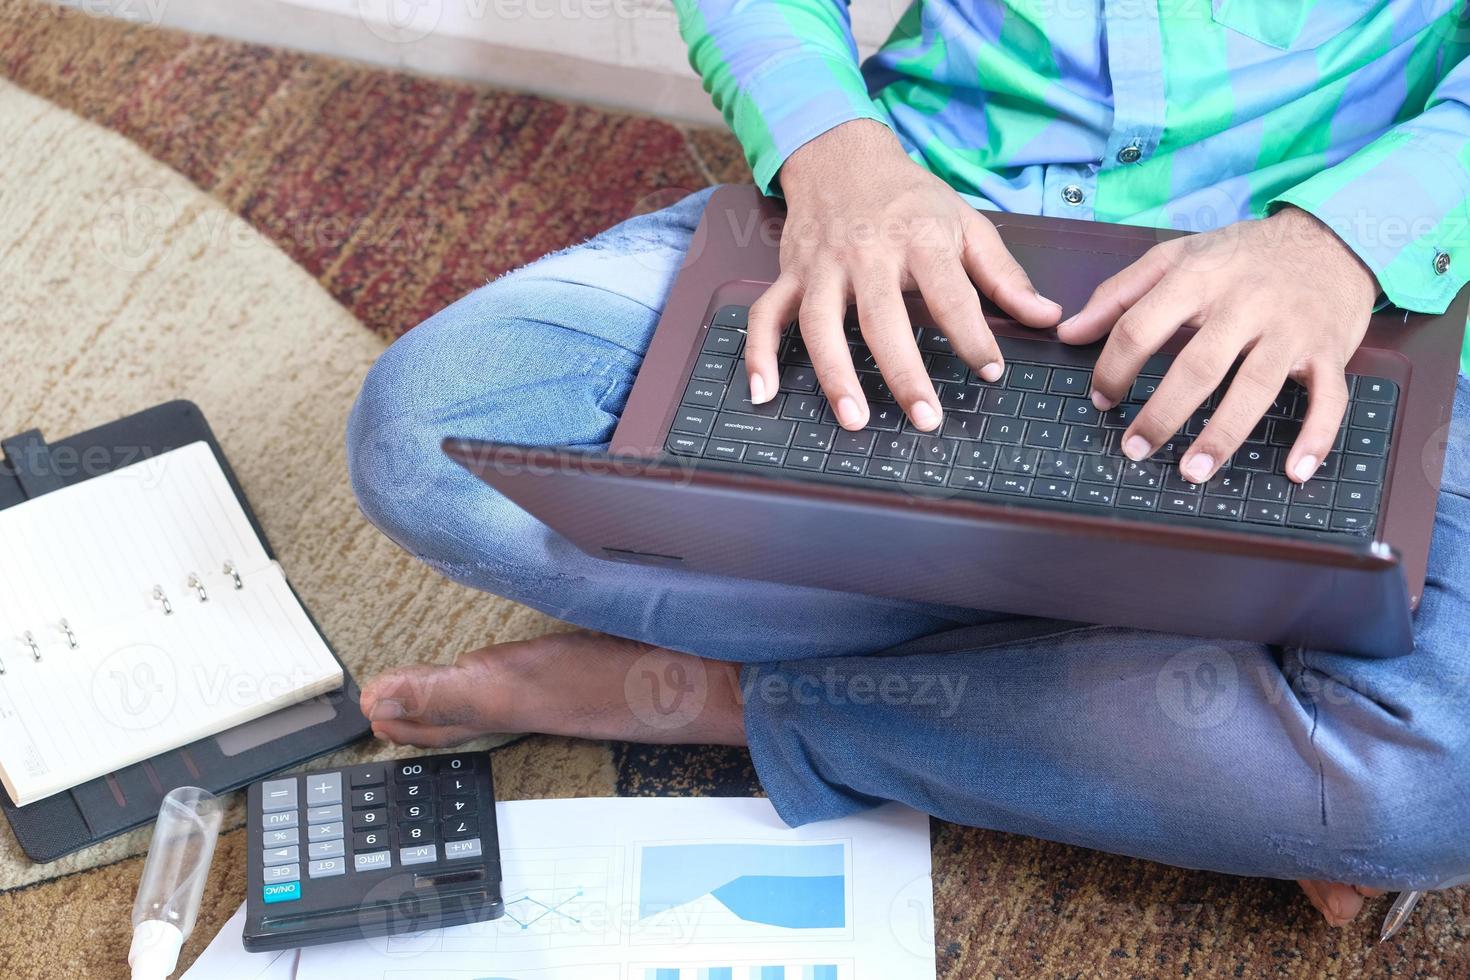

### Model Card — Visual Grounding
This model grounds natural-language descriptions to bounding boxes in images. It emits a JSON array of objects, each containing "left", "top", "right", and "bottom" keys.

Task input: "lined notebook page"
[{"left": 0, "top": 441, "right": 342, "bottom": 806}]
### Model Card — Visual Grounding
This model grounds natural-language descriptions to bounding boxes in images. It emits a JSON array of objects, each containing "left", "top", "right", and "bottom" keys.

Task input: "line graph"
[{"left": 504, "top": 888, "right": 585, "bottom": 930}]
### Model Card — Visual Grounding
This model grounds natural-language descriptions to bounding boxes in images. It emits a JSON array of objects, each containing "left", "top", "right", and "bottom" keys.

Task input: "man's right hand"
[{"left": 745, "top": 120, "right": 1063, "bottom": 432}]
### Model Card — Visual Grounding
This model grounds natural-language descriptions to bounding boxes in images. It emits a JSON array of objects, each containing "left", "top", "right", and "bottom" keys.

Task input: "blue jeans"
[{"left": 348, "top": 187, "right": 1470, "bottom": 890}]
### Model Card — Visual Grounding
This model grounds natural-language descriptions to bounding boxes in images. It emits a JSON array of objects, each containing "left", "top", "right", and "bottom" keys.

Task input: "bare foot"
[
  {"left": 360, "top": 630, "right": 747, "bottom": 749},
  {"left": 1298, "top": 879, "right": 1386, "bottom": 926}
]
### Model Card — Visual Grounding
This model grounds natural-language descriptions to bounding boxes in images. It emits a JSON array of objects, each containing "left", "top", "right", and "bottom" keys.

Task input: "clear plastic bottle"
[{"left": 128, "top": 787, "right": 223, "bottom": 980}]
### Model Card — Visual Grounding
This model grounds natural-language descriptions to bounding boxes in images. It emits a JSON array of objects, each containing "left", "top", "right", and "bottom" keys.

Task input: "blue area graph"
[
  {"left": 504, "top": 888, "right": 583, "bottom": 930},
  {"left": 638, "top": 843, "right": 846, "bottom": 928}
]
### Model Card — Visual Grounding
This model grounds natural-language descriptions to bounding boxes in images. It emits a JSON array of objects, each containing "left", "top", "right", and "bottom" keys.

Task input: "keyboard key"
[
  {"left": 826, "top": 455, "right": 868, "bottom": 476},
  {"left": 917, "top": 327, "right": 954, "bottom": 354},
  {"left": 942, "top": 414, "right": 983, "bottom": 441},
  {"left": 1355, "top": 377, "right": 1397, "bottom": 403},
  {"left": 682, "top": 380, "right": 725, "bottom": 409},
  {"left": 1330, "top": 511, "right": 1375, "bottom": 533},
  {"left": 1121, "top": 461, "right": 1165, "bottom": 490},
  {"left": 1061, "top": 398, "right": 1101, "bottom": 426},
  {"left": 665, "top": 434, "right": 705, "bottom": 457},
  {"left": 1038, "top": 451, "right": 1080, "bottom": 480},
  {"left": 833, "top": 430, "right": 876, "bottom": 455},
  {"left": 263, "top": 862, "right": 300, "bottom": 884},
  {"left": 1128, "top": 376, "right": 1163, "bottom": 403},
  {"left": 1201, "top": 496, "right": 1242, "bottom": 520},
  {"left": 786, "top": 450, "right": 827, "bottom": 470},
  {"left": 1065, "top": 427, "right": 1110, "bottom": 454},
  {"left": 992, "top": 476, "right": 1032, "bottom": 495},
  {"left": 954, "top": 443, "right": 997, "bottom": 471},
  {"left": 1335, "top": 484, "right": 1379, "bottom": 512},
  {"left": 1118, "top": 490, "right": 1159, "bottom": 511},
  {"left": 980, "top": 389, "right": 1022, "bottom": 416},
  {"left": 354, "top": 851, "right": 393, "bottom": 873},
  {"left": 262, "top": 881, "right": 301, "bottom": 904},
  {"left": 1248, "top": 474, "right": 1291, "bottom": 503},
  {"left": 263, "top": 845, "right": 298, "bottom": 867},
  {"left": 401, "top": 822, "right": 435, "bottom": 844},
  {"left": 308, "top": 859, "right": 346, "bottom": 879},
  {"left": 713, "top": 413, "right": 797, "bottom": 446},
  {"left": 1243, "top": 501, "right": 1287, "bottom": 525},
  {"left": 1338, "top": 454, "right": 1383, "bottom": 483},
  {"left": 704, "top": 439, "right": 745, "bottom": 461},
  {"left": 1010, "top": 365, "right": 1049, "bottom": 390},
  {"left": 401, "top": 845, "right": 438, "bottom": 867},
  {"left": 1080, "top": 459, "right": 1122, "bottom": 485},
  {"left": 1286, "top": 505, "right": 1330, "bottom": 529},
  {"left": 261, "top": 779, "right": 297, "bottom": 813},
  {"left": 672, "top": 408, "right": 715, "bottom": 436},
  {"left": 701, "top": 326, "right": 744, "bottom": 356},
  {"left": 1162, "top": 471, "right": 1203, "bottom": 494},
  {"left": 263, "top": 829, "right": 299, "bottom": 848},
  {"left": 866, "top": 404, "right": 905, "bottom": 430},
  {"left": 916, "top": 436, "right": 953, "bottom": 464},
  {"left": 692, "top": 354, "right": 735, "bottom": 382},
  {"left": 308, "top": 839, "right": 345, "bottom": 860},
  {"left": 1234, "top": 444, "right": 1276, "bottom": 472},
  {"left": 780, "top": 394, "right": 825, "bottom": 422},
  {"left": 870, "top": 460, "right": 909, "bottom": 481},
  {"left": 948, "top": 469, "right": 989, "bottom": 492},
  {"left": 929, "top": 354, "right": 969, "bottom": 385},
  {"left": 858, "top": 373, "right": 894, "bottom": 404},
  {"left": 875, "top": 434, "right": 917, "bottom": 460},
  {"left": 1049, "top": 369, "right": 1091, "bottom": 396},
  {"left": 351, "top": 809, "right": 386, "bottom": 830},
  {"left": 780, "top": 364, "right": 819, "bottom": 392},
  {"left": 1033, "top": 479, "right": 1074, "bottom": 500},
  {"left": 1269, "top": 419, "right": 1301, "bottom": 447},
  {"left": 309, "top": 820, "right": 345, "bottom": 842},
  {"left": 724, "top": 374, "right": 784, "bottom": 417},
  {"left": 782, "top": 335, "right": 812, "bottom": 365},
  {"left": 1345, "top": 428, "right": 1388, "bottom": 455},
  {"left": 445, "top": 838, "right": 483, "bottom": 861},
  {"left": 1024, "top": 422, "right": 1066, "bottom": 450},
  {"left": 1292, "top": 479, "right": 1334, "bottom": 506},
  {"left": 353, "top": 829, "right": 388, "bottom": 850},
  {"left": 1101, "top": 404, "right": 1141, "bottom": 428},
  {"left": 997, "top": 448, "right": 1040, "bottom": 475},
  {"left": 1020, "top": 393, "right": 1063, "bottom": 421},
  {"left": 1207, "top": 469, "right": 1248, "bottom": 498},
  {"left": 907, "top": 464, "right": 949, "bottom": 486},
  {"left": 1076, "top": 485, "right": 1115, "bottom": 506},
  {"left": 1159, "top": 493, "right": 1201, "bottom": 515},
  {"left": 940, "top": 384, "right": 981, "bottom": 413},
  {"left": 400, "top": 781, "right": 432, "bottom": 801},
  {"left": 712, "top": 305, "right": 748, "bottom": 329},
  {"left": 262, "top": 810, "right": 298, "bottom": 830},
  {"left": 983, "top": 418, "right": 1025, "bottom": 445},
  {"left": 747, "top": 446, "right": 786, "bottom": 466},
  {"left": 400, "top": 801, "right": 433, "bottom": 822},
  {"left": 306, "top": 775, "right": 343, "bottom": 808},
  {"left": 346, "top": 766, "right": 385, "bottom": 788},
  {"left": 792, "top": 424, "right": 835, "bottom": 451},
  {"left": 351, "top": 787, "right": 386, "bottom": 809}
]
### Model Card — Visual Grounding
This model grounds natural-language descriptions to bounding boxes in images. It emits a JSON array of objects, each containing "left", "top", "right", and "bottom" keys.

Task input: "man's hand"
[
  {"left": 1059, "top": 207, "right": 1380, "bottom": 484},
  {"left": 747, "top": 120, "right": 1063, "bottom": 431}
]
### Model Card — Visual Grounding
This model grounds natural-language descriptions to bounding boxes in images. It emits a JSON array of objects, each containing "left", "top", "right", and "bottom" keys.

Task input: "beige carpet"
[{"left": 0, "top": 78, "right": 550, "bottom": 890}]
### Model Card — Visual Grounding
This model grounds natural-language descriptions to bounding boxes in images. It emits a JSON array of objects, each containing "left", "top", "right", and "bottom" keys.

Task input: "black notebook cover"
[{"left": 0, "top": 400, "right": 371, "bottom": 863}]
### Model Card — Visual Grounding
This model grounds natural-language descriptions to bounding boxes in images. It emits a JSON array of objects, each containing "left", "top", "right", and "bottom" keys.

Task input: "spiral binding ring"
[
  {"left": 23, "top": 631, "right": 40, "bottom": 662},
  {"left": 188, "top": 573, "right": 209, "bottom": 603},
  {"left": 59, "top": 619, "right": 78, "bottom": 650},
  {"left": 223, "top": 560, "right": 243, "bottom": 590},
  {"left": 153, "top": 585, "right": 173, "bottom": 616}
]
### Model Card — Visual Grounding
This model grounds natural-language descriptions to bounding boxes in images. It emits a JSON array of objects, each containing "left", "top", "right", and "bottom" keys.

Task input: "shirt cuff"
[
  {"left": 1269, "top": 132, "right": 1469, "bottom": 314},
  {"left": 735, "top": 53, "right": 892, "bottom": 195}
]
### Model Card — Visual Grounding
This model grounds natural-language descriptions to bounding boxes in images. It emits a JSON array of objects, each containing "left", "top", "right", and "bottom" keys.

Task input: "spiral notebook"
[{"left": 0, "top": 439, "right": 343, "bottom": 807}]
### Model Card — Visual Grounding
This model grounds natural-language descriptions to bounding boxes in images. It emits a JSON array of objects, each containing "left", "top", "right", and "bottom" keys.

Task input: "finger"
[
  {"left": 960, "top": 211, "right": 1063, "bottom": 328},
  {"left": 1287, "top": 359, "right": 1349, "bottom": 483},
  {"left": 856, "top": 275, "right": 943, "bottom": 431},
  {"left": 745, "top": 276, "right": 800, "bottom": 404},
  {"left": 799, "top": 269, "right": 868, "bottom": 430},
  {"left": 1057, "top": 245, "right": 1174, "bottom": 346},
  {"left": 1120, "top": 325, "right": 1237, "bottom": 464},
  {"left": 1179, "top": 345, "right": 1289, "bottom": 483},
  {"left": 909, "top": 251, "right": 1004, "bottom": 382},
  {"left": 1298, "top": 880, "right": 1360, "bottom": 927},
  {"left": 1088, "top": 278, "right": 1200, "bottom": 412}
]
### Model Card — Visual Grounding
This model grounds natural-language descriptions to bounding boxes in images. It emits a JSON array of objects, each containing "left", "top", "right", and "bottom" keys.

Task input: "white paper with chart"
[
  {"left": 0, "top": 440, "right": 342, "bottom": 805},
  {"left": 293, "top": 797, "right": 936, "bottom": 980}
]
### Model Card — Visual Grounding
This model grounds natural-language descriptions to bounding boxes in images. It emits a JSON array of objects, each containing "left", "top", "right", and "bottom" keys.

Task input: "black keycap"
[
  {"left": 1248, "top": 474, "right": 1291, "bottom": 503},
  {"left": 351, "top": 787, "right": 387, "bottom": 809},
  {"left": 1039, "top": 451, "right": 1080, "bottom": 480},
  {"left": 704, "top": 440, "right": 745, "bottom": 461},
  {"left": 724, "top": 373, "right": 784, "bottom": 417},
  {"left": 872, "top": 433, "right": 917, "bottom": 461},
  {"left": 992, "top": 476, "right": 1032, "bottom": 495},
  {"left": 1243, "top": 502, "right": 1287, "bottom": 525},
  {"left": 1286, "top": 505, "right": 1330, "bottom": 529},
  {"left": 859, "top": 373, "right": 894, "bottom": 404},
  {"left": 1010, "top": 365, "right": 1049, "bottom": 390},
  {"left": 1080, "top": 459, "right": 1122, "bottom": 485},
  {"left": 917, "top": 327, "right": 954, "bottom": 354},
  {"left": 1315, "top": 454, "right": 1341, "bottom": 479},
  {"left": 826, "top": 455, "right": 868, "bottom": 476},
  {"left": 400, "top": 781, "right": 432, "bottom": 801},
  {"left": 1065, "top": 427, "right": 1110, "bottom": 454},
  {"left": 1234, "top": 444, "right": 1276, "bottom": 472},
  {"left": 1201, "top": 496, "right": 1242, "bottom": 520},
  {"left": 833, "top": 429, "right": 876, "bottom": 455},
  {"left": 352, "top": 808, "right": 388, "bottom": 830},
  {"left": 713, "top": 413, "right": 797, "bottom": 446},
  {"left": 1159, "top": 493, "right": 1201, "bottom": 515},
  {"left": 672, "top": 408, "right": 715, "bottom": 436},
  {"left": 1049, "top": 369, "right": 1091, "bottom": 396},
  {"left": 400, "top": 802, "right": 433, "bottom": 822},
  {"left": 1118, "top": 490, "right": 1159, "bottom": 511},
  {"left": 940, "top": 384, "right": 982, "bottom": 413},
  {"left": 1339, "top": 454, "right": 1384, "bottom": 484},
  {"left": 983, "top": 418, "right": 1025, "bottom": 445},
  {"left": 1269, "top": 419, "right": 1301, "bottom": 447},
  {"left": 1163, "top": 471, "right": 1203, "bottom": 494},
  {"left": 871, "top": 460, "right": 909, "bottom": 481},
  {"left": 347, "top": 766, "right": 385, "bottom": 788},
  {"left": 916, "top": 436, "right": 953, "bottom": 464},
  {"left": 1335, "top": 483, "right": 1379, "bottom": 512},
  {"left": 948, "top": 469, "right": 989, "bottom": 492},
  {"left": 353, "top": 829, "right": 389, "bottom": 851},
  {"left": 997, "top": 448, "right": 1040, "bottom": 475},
  {"left": 701, "top": 326, "right": 744, "bottom": 356},
  {"left": 1024, "top": 422, "right": 1066, "bottom": 449},
  {"left": 954, "top": 443, "right": 997, "bottom": 471},
  {"left": 1101, "top": 404, "right": 1141, "bottom": 428},
  {"left": 1267, "top": 386, "right": 1299, "bottom": 418},
  {"left": 712, "top": 305, "right": 748, "bottom": 329},
  {"left": 435, "top": 755, "right": 475, "bottom": 774},
  {"left": 792, "top": 424, "right": 835, "bottom": 451},
  {"left": 1020, "top": 393, "right": 1063, "bottom": 421},
  {"left": 980, "top": 389, "right": 1022, "bottom": 416},
  {"left": 1129, "top": 376, "right": 1163, "bottom": 403},
  {"left": 1345, "top": 428, "right": 1388, "bottom": 455},
  {"left": 782, "top": 335, "right": 812, "bottom": 365},
  {"left": 1355, "top": 377, "right": 1397, "bottom": 403},
  {"left": 781, "top": 394, "right": 825, "bottom": 422},
  {"left": 444, "top": 796, "right": 477, "bottom": 816},
  {"left": 440, "top": 775, "right": 476, "bottom": 796},
  {"left": 928, "top": 354, "right": 968, "bottom": 385},
  {"left": 786, "top": 450, "right": 826, "bottom": 470},
  {"left": 1122, "top": 461, "right": 1165, "bottom": 490},
  {"left": 1350, "top": 402, "right": 1393, "bottom": 431},
  {"left": 1330, "top": 511, "right": 1375, "bottom": 533},
  {"left": 1033, "top": 479, "right": 1074, "bottom": 500},
  {"left": 747, "top": 446, "right": 786, "bottom": 466},
  {"left": 867, "top": 404, "right": 905, "bottom": 430},
  {"left": 943, "top": 414, "right": 984, "bottom": 441},
  {"left": 1184, "top": 410, "right": 1212, "bottom": 436},
  {"left": 692, "top": 354, "right": 735, "bottom": 382},
  {"left": 780, "top": 364, "right": 819, "bottom": 393},
  {"left": 682, "top": 380, "right": 725, "bottom": 409},
  {"left": 401, "top": 822, "right": 436, "bottom": 844},
  {"left": 443, "top": 817, "right": 479, "bottom": 840},
  {"left": 907, "top": 464, "right": 949, "bottom": 486},
  {"left": 1206, "top": 469, "right": 1248, "bottom": 498},
  {"left": 1076, "top": 485, "right": 1115, "bottom": 506},
  {"left": 1292, "top": 479, "right": 1334, "bottom": 506},
  {"left": 1061, "top": 398, "right": 1101, "bottom": 426}
]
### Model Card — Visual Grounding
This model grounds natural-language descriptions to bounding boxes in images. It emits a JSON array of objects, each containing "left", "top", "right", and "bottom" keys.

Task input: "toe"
[
  {"left": 1298, "top": 879, "right": 1366, "bottom": 927},
  {"left": 360, "top": 663, "right": 500, "bottom": 731},
  {"left": 371, "top": 717, "right": 480, "bottom": 749}
]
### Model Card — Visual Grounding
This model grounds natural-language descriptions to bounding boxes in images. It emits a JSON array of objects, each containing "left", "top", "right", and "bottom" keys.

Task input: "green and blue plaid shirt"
[{"left": 676, "top": 0, "right": 1470, "bottom": 369}]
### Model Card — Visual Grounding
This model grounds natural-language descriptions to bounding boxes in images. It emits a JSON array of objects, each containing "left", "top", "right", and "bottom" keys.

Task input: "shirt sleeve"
[
  {"left": 674, "top": 0, "right": 892, "bottom": 194},
  {"left": 1270, "top": 54, "right": 1470, "bottom": 314}
]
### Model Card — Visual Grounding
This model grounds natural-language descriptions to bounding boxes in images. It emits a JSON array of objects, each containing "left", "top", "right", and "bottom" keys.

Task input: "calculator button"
[
  {"left": 400, "top": 844, "right": 438, "bottom": 866},
  {"left": 263, "top": 829, "right": 299, "bottom": 848},
  {"left": 308, "top": 821, "right": 344, "bottom": 843},
  {"left": 308, "top": 859, "right": 346, "bottom": 879},
  {"left": 401, "top": 822, "right": 436, "bottom": 844},
  {"left": 353, "top": 829, "right": 389, "bottom": 851},
  {"left": 351, "top": 809, "right": 388, "bottom": 830},
  {"left": 308, "top": 840, "right": 345, "bottom": 860},
  {"left": 263, "top": 863, "right": 300, "bottom": 884},
  {"left": 306, "top": 805, "right": 342, "bottom": 825},
  {"left": 444, "top": 797, "right": 477, "bottom": 816},
  {"left": 440, "top": 776, "right": 475, "bottom": 796},
  {"left": 400, "top": 803, "right": 433, "bottom": 822},
  {"left": 260, "top": 779, "right": 297, "bottom": 813},
  {"left": 263, "top": 845, "right": 298, "bottom": 866},
  {"left": 354, "top": 851, "right": 393, "bottom": 873},
  {"left": 400, "top": 781, "right": 432, "bottom": 801},
  {"left": 305, "top": 772, "right": 342, "bottom": 807},
  {"left": 444, "top": 838, "right": 482, "bottom": 861},
  {"left": 262, "top": 810, "right": 299, "bottom": 830},
  {"left": 262, "top": 881, "right": 301, "bottom": 904},
  {"left": 347, "top": 766, "right": 385, "bottom": 788},
  {"left": 443, "top": 818, "right": 478, "bottom": 840},
  {"left": 436, "top": 755, "right": 476, "bottom": 773},
  {"left": 394, "top": 761, "right": 432, "bottom": 782},
  {"left": 351, "top": 787, "right": 386, "bottom": 809}
]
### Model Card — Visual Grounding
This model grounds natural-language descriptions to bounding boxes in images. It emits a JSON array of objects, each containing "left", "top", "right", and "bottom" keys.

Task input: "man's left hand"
[{"left": 1057, "top": 207, "right": 1379, "bottom": 485}]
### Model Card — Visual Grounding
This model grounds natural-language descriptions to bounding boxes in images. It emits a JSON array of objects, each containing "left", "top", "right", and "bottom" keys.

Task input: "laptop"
[{"left": 445, "top": 185, "right": 1467, "bottom": 658}]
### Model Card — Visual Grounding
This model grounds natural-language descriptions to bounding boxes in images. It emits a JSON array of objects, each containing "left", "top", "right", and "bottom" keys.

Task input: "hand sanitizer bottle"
[{"left": 129, "top": 787, "right": 223, "bottom": 980}]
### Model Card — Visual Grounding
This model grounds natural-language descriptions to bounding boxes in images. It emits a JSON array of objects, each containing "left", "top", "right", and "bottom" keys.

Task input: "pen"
[{"left": 1379, "top": 890, "right": 1424, "bottom": 943}]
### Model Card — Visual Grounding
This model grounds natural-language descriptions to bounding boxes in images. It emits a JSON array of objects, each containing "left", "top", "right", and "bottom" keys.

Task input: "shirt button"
[
  {"left": 1434, "top": 250, "right": 1452, "bottom": 276},
  {"left": 1117, "top": 144, "right": 1143, "bottom": 165},
  {"left": 1061, "top": 184, "right": 1086, "bottom": 206}
]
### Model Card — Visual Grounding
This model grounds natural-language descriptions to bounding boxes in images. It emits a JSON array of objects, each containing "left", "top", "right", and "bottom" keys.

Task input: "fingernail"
[
  {"left": 1328, "top": 891, "right": 1356, "bottom": 922},
  {"left": 369, "top": 698, "right": 404, "bottom": 722},
  {"left": 749, "top": 372, "right": 769, "bottom": 404},
  {"left": 1122, "top": 435, "right": 1151, "bottom": 461},
  {"left": 980, "top": 361, "right": 1003, "bottom": 383},
  {"left": 911, "top": 400, "right": 942, "bottom": 430},
  {"left": 836, "top": 395, "right": 865, "bottom": 429},
  {"left": 1183, "top": 453, "right": 1215, "bottom": 483},
  {"left": 1294, "top": 455, "right": 1318, "bottom": 482},
  {"left": 1091, "top": 391, "right": 1116, "bottom": 411}
]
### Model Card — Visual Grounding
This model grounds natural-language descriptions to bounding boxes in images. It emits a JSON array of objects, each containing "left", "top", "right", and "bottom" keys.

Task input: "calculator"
[{"left": 242, "top": 751, "right": 504, "bottom": 951}]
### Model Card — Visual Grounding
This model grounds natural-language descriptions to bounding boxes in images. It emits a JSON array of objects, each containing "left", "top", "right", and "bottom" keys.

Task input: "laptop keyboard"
[{"left": 663, "top": 305, "right": 1398, "bottom": 539}]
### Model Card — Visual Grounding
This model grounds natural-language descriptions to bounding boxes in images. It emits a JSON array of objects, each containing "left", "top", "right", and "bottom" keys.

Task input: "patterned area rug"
[{"left": 1, "top": 1, "right": 1466, "bottom": 976}]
